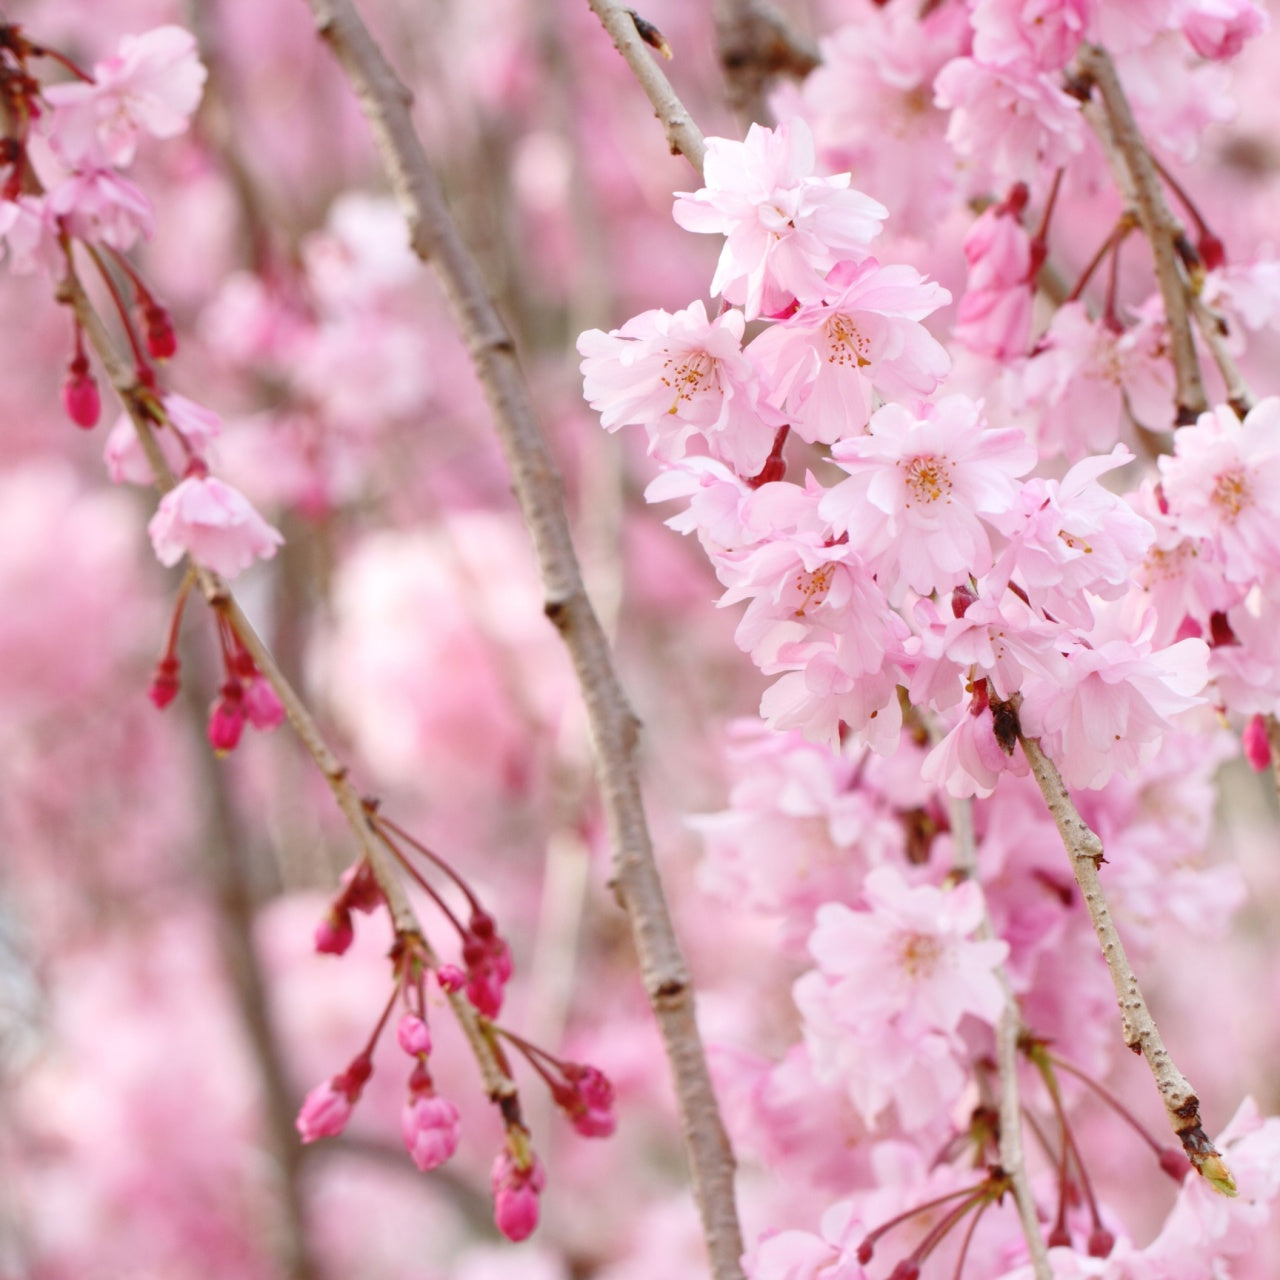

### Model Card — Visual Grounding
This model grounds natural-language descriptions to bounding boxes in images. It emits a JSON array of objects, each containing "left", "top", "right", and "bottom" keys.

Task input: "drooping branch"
[
  {"left": 1076, "top": 44, "right": 1207, "bottom": 424},
  {"left": 304, "top": 2, "right": 744, "bottom": 1276},
  {"left": 584, "top": 0, "right": 707, "bottom": 175},
  {"left": 947, "top": 795, "right": 1051, "bottom": 1280},
  {"left": 56, "top": 259, "right": 516, "bottom": 1108},
  {"left": 1017, "top": 731, "right": 1236, "bottom": 1195}
]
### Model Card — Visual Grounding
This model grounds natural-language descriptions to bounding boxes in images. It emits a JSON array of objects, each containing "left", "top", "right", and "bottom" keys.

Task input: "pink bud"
[
  {"left": 143, "top": 301, "right": 177, "bottom": 360},
  {"left": 340, "top": 861, "right": 384, "bottom": 914},
  {"left": 1087, "top": 1226, "right": 1116, "bottom": 1258},
  {"left": 436, "top": 964, "right": 465, "bottom": 993},
  {"left": 314, "top": 906, "right": 354, "bottom": 956},
  {"left": 1243, "top": 714, "right": 1272, "bottom": 772},
  {"left": 396, "top": 1013, "right": 433, "bottom": 1058},
  {"left": 296, "top": 1080, "right": 353, "bottom": 1143},
  {"left": 555, "top": 1064, "right": 616, "bottom": 1138},
  {"left": 148, "top": 655, "right": 180, "bottom": 709},
  {"left": 491, "top": 1150, "right": 545, "bottom": 1242},
  {"left": 244, "top": 676, "right": 286, "bottom": 730},
  {"left": 63, "top": 357, "right": 100, "bottom": 429},
  {"left": 208, "top": 680, "right": 246, "bottom": 753},
  {"left": 402, "top": 1094, "right": 461, "bottom": 1172}
]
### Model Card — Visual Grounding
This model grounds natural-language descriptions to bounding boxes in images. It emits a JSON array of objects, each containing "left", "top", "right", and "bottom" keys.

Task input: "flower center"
[
  {"left": 792, "top": 564, "right": 835, "bottom": 616},
  {"left": 825, "top": 313, "right": 872, "bottom": 368},
  {"left": 660, "top": 349, "right": 717, "bottom": 414},
  {"left": 1211, "top": 467, "right": 1251, "bottom": 519},
  {"left": 902, "top": 455, "right": 953, "bottom": 506},
  {"left": 899, "top": 932, "right": 942, "bottom": 978}
]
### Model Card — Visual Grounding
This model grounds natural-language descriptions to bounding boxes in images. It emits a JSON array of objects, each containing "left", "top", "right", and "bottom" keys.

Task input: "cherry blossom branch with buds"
[
  {"left": 56, "top": 252, "right": 518, "bottom": 1105},
  {"left": 304, "top": 1, "right": 745, "bottom": 1275}
]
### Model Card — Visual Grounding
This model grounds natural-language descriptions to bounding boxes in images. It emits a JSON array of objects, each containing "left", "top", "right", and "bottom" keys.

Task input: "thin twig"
[
  {"left": 304, "top": 2, "right": 744, "bottom": 1275},
  {"left": 947, "top": 796, "right": 1051, "bottom": 1280},
  {"left": 584, "top": 0, "right": 708, "bottom": 175},
  {"left": 1017, "top": 732, "right": 1236, "bottom": 1195},
  {"left": 1189, "top": 293, "right": 1256, "bottom": 416},
  {"left": 1075, "top": 44, "right": 1207, "bottom": 424}
]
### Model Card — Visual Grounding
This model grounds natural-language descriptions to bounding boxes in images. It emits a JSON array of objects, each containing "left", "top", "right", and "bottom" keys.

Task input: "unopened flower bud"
[
  {"left": 402, "top": 1093, "right": 461, "bottom": 1172},
  {"left": 208, "top": 679, "right": 246, "bottom": 753},
  {"left": 148, "top": 655, "right": 181, "bottom": 709},
  {"left": 491, "top": 1150, "right": 545, "bottom": 1242},
  {"left": 142, "top": 301, "right": 177, "bottom": 360},
  {"left": 244, "top": 675, "right": 286, "bottom": 730},
  {"left": 1087, "top": 1226, "right": 1115, "bottom": 1258},
  {"left": 63, "top": 356, "right": 100, "bottom": 429},
  {"left": 296, "top": 1080, "right": 353, "bottom": 1143},
  {"left": 436, "top": 964, "right": 465, "bottom": 993},
  {"left": 1243, "top": 714, "right": 1271, "bottom": 772},
  {"left": 396, "top": 1013, "right": 433, "bottom": 1058},
  {"left": 315, "top": 905, "right": 354, "bottom": 955},
  {"left": 296, "top": 1052, "right": 372, "bottom": 1144}
]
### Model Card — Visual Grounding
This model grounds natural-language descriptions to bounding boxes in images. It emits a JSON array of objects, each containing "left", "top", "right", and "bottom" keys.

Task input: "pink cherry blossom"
[
  {"left": 104, "top": 392, "right": 222, "bottom": 485},
  {"left": 820, "top": 395, "right": 1035, "bottom": 599},
  {"left": 1014, "top": 300, "right": 1176, "bottom": 458},
  {"left": 794, "top": 5, "right": 966, "bottom": 238},
  {"left": 672, "top": 119, "right": 887, "bottom": 319},
  {"left": 934, "top": 57, "right": 1085, "bottom": 184},
  {"left": 147, "top": 474, "right": 284, "bottom": 578},
  {"left": 44, "top": 25, "right": 207, "bottom": 168},
  {"left": 578, "top": 299, "right": 782, "bottom": 475},
  {"left": 1179, "top": 0, "right": 1268, "bottom": 59},
  {"left": 989, "top": 445, "right": 1155, "bottom": 627},
  {"left": 971, "top": 0, "right": 1090, "bottom": 69},
  {"left": 401, "top": 1094, "right": 461, "bottom": 1172},
  {"left": 807, "top": 866, "right": 1008, "bottom": 1038},
  {"left": 0, "top": 194, "right": 60, "bottom": 275},
  {"left": 1158, "top": 399, "right": 1280, "bottom": 583},
  {"left": 746, "top": 1201, "right": 869, "bottom": 1280},
  {"left": 747, "top": 259, "right": 951, "bottom": 443},
  {"left": 47, "top": 168, "right": 155, "bottom": 252},
  {"left": 1020, "top": 609, "right": 1210, "bottom": 789}
]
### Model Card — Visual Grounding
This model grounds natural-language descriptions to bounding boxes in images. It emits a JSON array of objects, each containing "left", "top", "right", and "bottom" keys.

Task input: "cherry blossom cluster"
[
  {"left": 581, "top": 0, "right": 1280, "bottom": 1273},
  {"left": 580, "top": 115, "right": 1210, "bottom": 799}
]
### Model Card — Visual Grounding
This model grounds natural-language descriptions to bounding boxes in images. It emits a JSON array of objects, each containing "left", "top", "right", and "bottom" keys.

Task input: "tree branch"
[
  {"left": 947, "top": 795, "right": 1051, "bottom": 1280},
  {"left": 584, "top": 0, "right": 708, "bottom": 176},
  {"left": 304, "top": 2, "right": 744, "bottom": 1275},
  {"left": 1075, "top": 44, "right": 1207, "bottom": 424},
  {"left": 1017, "top": 732, "right": 1236, "bottom": 1194}
]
